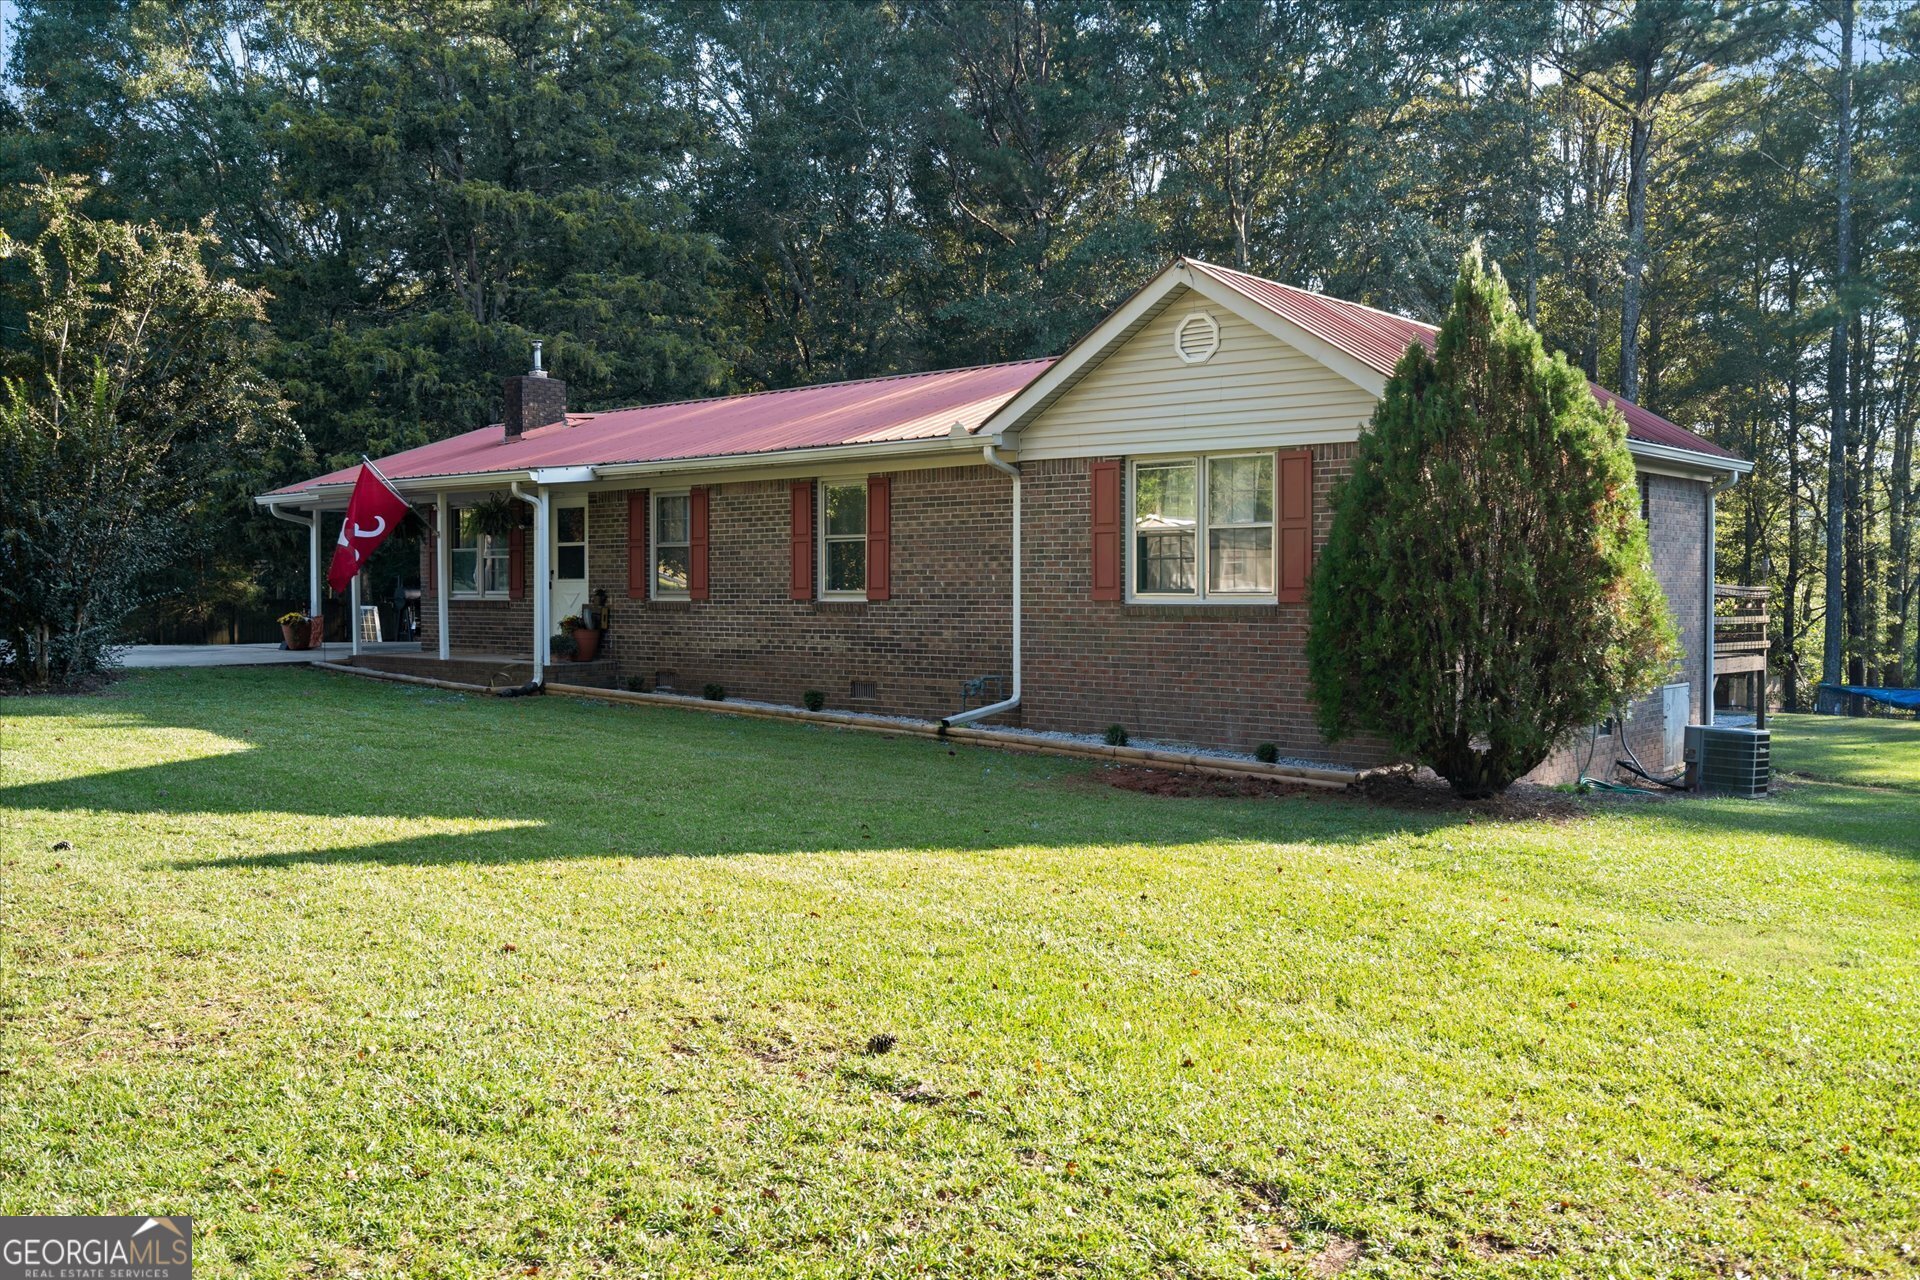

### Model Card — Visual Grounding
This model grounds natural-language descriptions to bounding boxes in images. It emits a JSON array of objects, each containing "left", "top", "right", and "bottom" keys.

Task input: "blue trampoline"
[{"left": 1818, "top": 684, "right": 1920, "bottom": 712}]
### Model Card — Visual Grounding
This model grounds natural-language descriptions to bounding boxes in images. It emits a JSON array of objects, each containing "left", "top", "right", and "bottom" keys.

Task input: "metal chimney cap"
[{"left": 530, "top": 340, "right": 547, "bottom": 378}]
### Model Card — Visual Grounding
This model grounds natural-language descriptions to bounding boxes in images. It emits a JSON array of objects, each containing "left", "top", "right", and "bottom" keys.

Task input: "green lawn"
[
  {"left": 1770, "top": 711, "right": 1920, "bottom": 793},
  {"left": 2, "top": 670, "right": 1916, "bottom": 1278}
]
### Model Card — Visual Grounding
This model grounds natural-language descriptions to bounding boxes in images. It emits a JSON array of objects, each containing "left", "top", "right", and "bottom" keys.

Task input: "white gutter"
[
  {"left": 267, "top": 504, "right": 323, "bottom": 617},
  {"left": 1704, "top": 469, "right": 1742, "bottom": 727},
  {"left": 941, "top": 443, "right": 1021, "bottom": 728},
  {"left": 257, "top": 435, "right": 999, "bottom": 509},
  {"left": 1630, "top": 439, "right": 1753, "bottom": 475},
  {"left": 509, "top": 480, "right": 550, "bottom": 685}
]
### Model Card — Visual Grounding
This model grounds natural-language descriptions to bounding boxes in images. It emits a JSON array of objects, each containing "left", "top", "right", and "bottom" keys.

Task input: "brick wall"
[
  {"left": 1527, "top": 471, "right": 1710, "bottom": 783},
  {"left": 416, "top": 535, "right": 535, "bottom": 657},
  {"left": 584, "top": 463, "right": 1015, "bottom": 718},
  {"left": 1018, "top": 446, "right": 1387, "bottom": 766},
  {"left": 410, "top": 455, "right": 1716, "bottom": 778}
]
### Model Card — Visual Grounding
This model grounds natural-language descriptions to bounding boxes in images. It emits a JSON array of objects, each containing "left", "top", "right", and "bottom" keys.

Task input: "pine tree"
[{"left": 1308, "top": 246, "right": 1678, "bottom": 798}]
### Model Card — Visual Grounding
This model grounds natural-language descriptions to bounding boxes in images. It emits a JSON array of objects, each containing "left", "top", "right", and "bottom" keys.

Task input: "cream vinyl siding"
[{"left": 1013, "top": 287, "right": 1379, "bottom": 460}]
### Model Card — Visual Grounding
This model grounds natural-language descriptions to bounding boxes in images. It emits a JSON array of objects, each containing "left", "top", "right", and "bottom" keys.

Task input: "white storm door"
[{"left": 550, "top": 502, "right": 589, "bottom": 624}]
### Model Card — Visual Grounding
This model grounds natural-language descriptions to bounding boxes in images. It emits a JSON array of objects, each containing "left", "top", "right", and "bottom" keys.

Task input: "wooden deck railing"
[{"left": 1713, "top": 583, "right": 1769, "bottom": 660}]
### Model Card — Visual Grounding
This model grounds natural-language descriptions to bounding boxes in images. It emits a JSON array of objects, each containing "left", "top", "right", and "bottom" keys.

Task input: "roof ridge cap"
[
  {"left": 581, "top": 356, "right": 1057, "bottom": 419},
  {"left": 1185, "top": 257, "right": 1439, "bottom": 332}
]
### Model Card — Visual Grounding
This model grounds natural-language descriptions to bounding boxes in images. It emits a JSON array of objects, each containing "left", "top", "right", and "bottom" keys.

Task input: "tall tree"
[
  {"left": 1823, "top": 0, "right": 1855, "bottom": 689},
  {"left": 1556, "top": 0, "right": 1776, "bottom": 402},
  {"left": 0, "top": 177, "right": 297, "bottom": 683},
  {"left": 1309, "top": 247, "right": 1677, "bottom": 797}
]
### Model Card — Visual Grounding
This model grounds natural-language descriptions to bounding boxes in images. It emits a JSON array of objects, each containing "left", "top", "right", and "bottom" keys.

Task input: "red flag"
[{"left": 327, "top": 463, "right": 412, "bottom": 594}]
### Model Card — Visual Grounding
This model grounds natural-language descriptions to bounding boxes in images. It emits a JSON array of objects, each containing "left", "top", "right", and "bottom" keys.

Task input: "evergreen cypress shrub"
[{"left": 1308, "top": 247, "right": 1678, "bottom": 798}]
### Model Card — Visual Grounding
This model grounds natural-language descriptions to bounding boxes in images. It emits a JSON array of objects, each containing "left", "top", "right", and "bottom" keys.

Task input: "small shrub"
[
  {"left": 1255, "top": 742, "right": 1279, "bottom": 764},
  {"left": 1103, "top": 724, "right": 1129, "bottom": 747},
  {"left": 551, "top": 632, "right": 578, "bottom": 660},
  {"left": 625, "top": 675, "right": 648, "bottom": 693},
  {"left": 702, "top": 682, "right": 726, "bottom": 701},
  {"left": 802, "top": 689, "right": 826, "bottom": 712}
]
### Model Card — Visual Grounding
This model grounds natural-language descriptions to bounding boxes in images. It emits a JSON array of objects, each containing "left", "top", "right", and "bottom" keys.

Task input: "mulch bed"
[
  {"left": 0, "top": 670, "right": 123, "bottom": 697},
  {"left": 1097, "top": 765, "right": 1324, "bottom": 801},
  {"left": 1097, "top": 763, "right": 1593, "bottom": 821}
]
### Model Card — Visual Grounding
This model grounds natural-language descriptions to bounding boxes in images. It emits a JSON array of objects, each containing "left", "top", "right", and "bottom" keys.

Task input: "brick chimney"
[{"left": 503, "top": 341, "right": 566, "bottom": 441}]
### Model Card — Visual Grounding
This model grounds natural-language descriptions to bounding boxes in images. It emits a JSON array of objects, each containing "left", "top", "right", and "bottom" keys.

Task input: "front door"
[{"left": 550, "top": 502, "right": 589, "bottom": 626}]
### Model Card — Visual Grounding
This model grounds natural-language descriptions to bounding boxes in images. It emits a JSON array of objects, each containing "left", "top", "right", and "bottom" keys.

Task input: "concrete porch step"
[{"left": 348, "top": 650, "right": 622, "bottom": 690}]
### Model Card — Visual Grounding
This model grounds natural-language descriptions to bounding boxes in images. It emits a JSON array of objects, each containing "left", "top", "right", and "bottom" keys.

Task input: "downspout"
[
  {"left": 942, "top": 444, "right": 1021, "bottom": 728},
  {"left": 266, "top": 504, "right": 322, "bottom": 619},
  {"left": 510, "top": 481, "right": 548, "bottom": 686},
  {"left": 1704, "top": 469, "right": 1741, "bottom": 727}
]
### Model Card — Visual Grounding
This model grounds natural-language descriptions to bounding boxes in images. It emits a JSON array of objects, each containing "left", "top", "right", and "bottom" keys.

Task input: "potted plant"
[
  {"left": 560, "top": 613, "right": 599, "bottom": 662},
  {"left": 278, "top": 611, "right": 322, "bottom": 650},
  {"left": 551, "top": 630, "right": 579, "bottom": 662}
]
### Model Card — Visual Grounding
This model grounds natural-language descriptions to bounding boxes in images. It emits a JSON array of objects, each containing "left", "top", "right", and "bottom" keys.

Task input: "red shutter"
[
  {"left": 1090, "top": 459, "right": 1122, "bottom": 601},
  {"left": 866, "top": 475, "right": 891, "bottom": 601},
  {"left": 789, "top": 481, "right": 814, "bottom": 600},
  {"left": 508, "top": 526, "right": 527, "bottom": 600},
  {"left": 1276, "top": 448, "right": 1313, "bottom": 603},
  {"left": 688, "top": 486, "right": 710, "bottom": 601},
  {"left": 627, "top": 490, "right": 649, "bottom": 599}
]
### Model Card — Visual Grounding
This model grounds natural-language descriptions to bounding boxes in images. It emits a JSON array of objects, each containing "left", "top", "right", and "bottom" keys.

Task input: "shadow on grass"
[
  {"left": 5, "top": 668, "right": 1917, "bottom": 869},
  {"left": 0, "top": 668, "right": 1450, "bottom": 870}
]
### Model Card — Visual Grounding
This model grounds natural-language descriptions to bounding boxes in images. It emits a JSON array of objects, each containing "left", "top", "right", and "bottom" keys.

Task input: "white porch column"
[
  {"left": 532, "top": 486, "right": 551, "bottom": 682},
  {"left": 307, "top": 517, "right": 322, "bottom": 618},
  {"left": 349, "top": 570, "right": 362, "bottom": 657},
  {"left": 435, "top": 493, "right": 451, "bottom": 661}
]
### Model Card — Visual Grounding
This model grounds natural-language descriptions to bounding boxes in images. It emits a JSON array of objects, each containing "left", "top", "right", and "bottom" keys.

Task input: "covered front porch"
[{"left": 258, "top": 465, "right": 604, "bottom": 689}]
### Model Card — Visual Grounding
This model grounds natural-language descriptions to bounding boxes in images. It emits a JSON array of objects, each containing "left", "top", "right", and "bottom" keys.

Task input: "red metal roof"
[
  {"left": 1186, "top": 259, "right": 1739, "bottom": 462},
  {"left": 269, "top": 358, "right": 1055, "bottom": 496},
  {"left": 268, "top": 263, "right": 1736, "bottom": 499}
]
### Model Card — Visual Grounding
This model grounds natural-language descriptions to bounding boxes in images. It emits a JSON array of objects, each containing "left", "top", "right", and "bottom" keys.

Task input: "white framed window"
[
  {"left": 1129, "top": 453, "right": 1275, "bottom": 602},
  {"left": 449, "top": 509, "right": 512, "bottom": 599},
  {"left": 819, "top": 479, "right": 867, "bottom": 597},
  {"left": 653, "top": 491, "right": 691, "bottom": 598}
]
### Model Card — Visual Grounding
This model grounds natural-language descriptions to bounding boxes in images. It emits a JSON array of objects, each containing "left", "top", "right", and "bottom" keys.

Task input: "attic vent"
[{"left": 1173, "top": 311, "right": 1221, "bottom": 365}]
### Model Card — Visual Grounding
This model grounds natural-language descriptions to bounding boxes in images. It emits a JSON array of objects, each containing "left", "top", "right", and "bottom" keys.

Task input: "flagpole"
[{"left": 361, "top": 454, "right": 407, "bottom": 502}]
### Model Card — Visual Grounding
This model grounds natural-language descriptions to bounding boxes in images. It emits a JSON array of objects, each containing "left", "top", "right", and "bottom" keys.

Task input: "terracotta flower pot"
[
  {"left": 572, "top": 627, "right": 601, "bottom": 662},
  {"left": 281, "top": 616, "right": 324, "bottom": 650}
]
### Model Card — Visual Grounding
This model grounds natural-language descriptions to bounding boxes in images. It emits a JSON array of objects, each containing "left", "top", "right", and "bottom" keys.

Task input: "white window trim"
[
  {"left": 818, "top": 478, "right": 869, "bottom": 600},
  {"left": 1126, "top": 451, "right": 1279, "bottom": 605},
  {"left": 651, "top": 489, "right": 692, "bottom": 600},
  {"left": 449, "top": 509, "right": 512, "bottom": 601}
]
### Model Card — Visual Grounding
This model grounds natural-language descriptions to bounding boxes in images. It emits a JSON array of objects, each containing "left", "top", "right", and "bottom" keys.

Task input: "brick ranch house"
[{"left": 259, "top": 258, "right": 1751, "bottom": 781}]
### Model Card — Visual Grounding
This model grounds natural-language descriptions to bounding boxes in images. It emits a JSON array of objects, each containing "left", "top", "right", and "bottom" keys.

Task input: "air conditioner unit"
[{"left": 1683, "top": 724, "right": 1770, "bottom": 798}]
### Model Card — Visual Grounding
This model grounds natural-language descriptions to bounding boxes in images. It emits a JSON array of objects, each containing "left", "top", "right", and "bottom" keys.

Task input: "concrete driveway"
[{"left": 120, "top": 642, "right": 422, "bottom": 669}]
